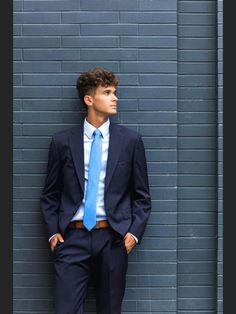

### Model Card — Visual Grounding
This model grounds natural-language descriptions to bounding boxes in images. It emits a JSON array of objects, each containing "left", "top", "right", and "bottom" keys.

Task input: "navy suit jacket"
[{"left": 40, "top": 123, "right": 151, "bottom": 243}]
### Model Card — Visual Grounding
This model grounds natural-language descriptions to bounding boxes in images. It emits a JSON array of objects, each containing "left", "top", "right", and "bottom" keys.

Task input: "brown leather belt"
[{"left": 68, "top": 220, "right": 110, "bottom": 230}]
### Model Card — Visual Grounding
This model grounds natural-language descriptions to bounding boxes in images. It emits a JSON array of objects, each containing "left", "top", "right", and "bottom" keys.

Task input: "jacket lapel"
[
  {"left": 69, "top": 125, "right": 84, "bottom": 192},
  {"left": 105, "top": 124, "right": 123, "bottom": 191}
]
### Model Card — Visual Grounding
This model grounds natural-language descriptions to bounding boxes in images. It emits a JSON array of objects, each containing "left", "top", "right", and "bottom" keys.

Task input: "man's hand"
[
  {"left": 50, "top": 233, "right": 64, "bottom": 252},
  {"left": 124, "top": 232, "right": 137, "bottom": 254}
]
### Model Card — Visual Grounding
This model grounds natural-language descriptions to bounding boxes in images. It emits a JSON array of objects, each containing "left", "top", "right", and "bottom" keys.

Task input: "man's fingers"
[
  {"left": 57, "top": 234, "right": 64, "bottom": 243},
  {"left": 124, "top": 233, "right": 136, "bottom": 254},
  {"left": 50, "top": 233, "right": 64, "bottom": 251}
]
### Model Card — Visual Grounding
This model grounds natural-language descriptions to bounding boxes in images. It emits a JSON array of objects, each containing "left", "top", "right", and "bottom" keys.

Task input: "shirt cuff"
[
  {"left": 129, "top": 232, "right": 139, "bottom": 244},
  {"left": 48, "top": 233, "right": 58, "bottom": 243}
]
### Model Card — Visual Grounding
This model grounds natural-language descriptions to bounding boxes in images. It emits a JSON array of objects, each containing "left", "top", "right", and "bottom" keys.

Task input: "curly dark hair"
[{"left": 76, "top": 68, "right": 119, "bottom": 108}]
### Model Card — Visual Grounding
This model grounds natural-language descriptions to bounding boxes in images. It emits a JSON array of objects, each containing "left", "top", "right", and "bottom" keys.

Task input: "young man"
[{"left": 40, "top": 68, "right": 151, "bottom": 314}]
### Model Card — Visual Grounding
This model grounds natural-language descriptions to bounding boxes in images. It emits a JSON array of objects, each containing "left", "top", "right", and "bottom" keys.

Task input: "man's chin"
[{"left": 108, "top": 109, "right": 117, "bottom": 116}]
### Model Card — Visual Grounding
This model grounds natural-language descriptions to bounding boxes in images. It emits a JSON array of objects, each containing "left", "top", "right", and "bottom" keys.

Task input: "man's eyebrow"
[{"left": 103, "top": 87, "right": 117, "bottom": 92}]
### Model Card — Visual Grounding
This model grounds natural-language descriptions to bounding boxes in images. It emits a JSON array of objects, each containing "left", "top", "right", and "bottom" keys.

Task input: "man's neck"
[{"left": 85, "top": 114, "right": 109, "bottom": 129}]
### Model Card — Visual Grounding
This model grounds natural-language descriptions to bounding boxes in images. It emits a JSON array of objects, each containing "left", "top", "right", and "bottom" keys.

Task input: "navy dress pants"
[{"left": 53, "top": 227, "right": 128, "bottom": 314}]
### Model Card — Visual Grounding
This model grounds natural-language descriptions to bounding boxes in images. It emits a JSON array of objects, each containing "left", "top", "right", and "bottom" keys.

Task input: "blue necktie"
[{"left": 83, "top": 129, "right": 102, "bottom": 231}]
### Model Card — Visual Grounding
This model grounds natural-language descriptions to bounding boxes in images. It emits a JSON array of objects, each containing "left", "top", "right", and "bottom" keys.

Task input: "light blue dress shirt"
[{"left": 71, "top": 118, "right": 110, "bottom": 221}]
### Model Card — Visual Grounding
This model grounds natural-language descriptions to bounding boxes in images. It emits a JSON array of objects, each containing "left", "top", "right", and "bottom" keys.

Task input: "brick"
[
  {"left": 23, "top": 74, "right": 77, "bottom": 86},
  {"left": 178, "top": 200, "right": 216, "bottom": 212},
  {"left": 139, "top": 74, "right": 177, "bottom": 86},
  {"left": 137, "top": 300, "right": 176, "bottom": 312},
  {"left": 140, "top": 0, "right": 177, "bottom": 10},
  {"left": 120, "top": 12, "right": 177, "bottom": 23},
  {"left": 14, "top": 199, "right": 40, "bottom": 211},
  {"left": 178, "top": 138, "right": 216, "bottom": 149},
  {"left": 178, "top": 100, "right": 215, "bottom": 112},
  {"left": 178, "top": 225, "right": 216, "bottom": 237},
  {"left": 178, "top": 238, "right": 216, "bottom": 250},
  {"left": 81, "top": 49, "right": 138, "bottom": 61},
  {"left": 21, "top": 99, "right": 85, "bottom": 111},
  {"left": 23, "top": 0, "right": 79, "bottom": 11},
  {"left": 13, "top": 1, "right": 22, "bottom": 12},
  {"left": 179, "top": 75, "right": 216, "bottom": 87},
  {"left": 61, "top": 61, "right": 119, "bottom": 72},
  {"left": 22, "top": 24, "right": 80, "bottom": 36},
  {"left": 13, "top": 24, "right": 21, "bottom": 36},
  {"left": 14, "top": 187, "right": 42, "bottom": 199},
  {"left": 178, "top": 50, "right": 216, "bottom": 62},
  {"left": 13, "top": 124, "right": 22, "bottom": 136},
  {"left": 13, "top": 49, "right": 22, "bottom": 61},
  {"left": 139, "top": 99, "right": 177, "bottom": 111},
  {"left": 140, "top": 125, "right": 177, "bottom": 136},
  {"left": 125, "top": 287, "right": 176, "bottom": 299},
  {"left": 178, "top": 150, "right": 216, "bottom": 162},
  {"left": 179, "top": 25, "right": 215, "bottom": 37},
  {"left": 144, "top": 137, "right": 177, "bottom": 149},
  {"left": 14, "top": 12, "right": 61, "bottom": 24},
  {"left": 13, "top": 299, "right": 53, "bottom": 311},
  {"left": 178, "top": 125, "right": 216, "bottom": 137},
  {"left": 14, "top": 87, "right": 62, "bottom": 98},
  {"left": 149, "top": 175, "right": 177, "bottom": 187},
  {"left": 120, "top": 112, "right": 176, "bottom": 123},
  {"left": 81, "top": 24, "right": 138, "bottom": 36},
  {"left": 120, "top": 87, "right": 177, "bottom": 99},
  {"left": 148, "top": 187, "right": 177, "bottom": 200},
  {"left": 178, "top": 13, "right": 216, "bottom": 25},
  {"left": 121, "top": 36, "right": 177, "bottom": 48},
  {"left": 178, "top": 250, "right": 216, "bottom": 262},
  {"left": 179, "top": 1, "right": 216, "bottom": 13},
  {"left": 13, "top": 99, "right": 22, "bottom": 111},
  {"left": 120, "top": 61, "right": 177, "bottom": 73},
  {"left": 178, "top": 87, "right": 216, "bottom": 99},
  {"left": 14, "top": 36, "right": 60, "bottom": 48},
  {"left": 179, "top": 112, "right": 216, "bottom": 124},
  {"left": 178, "top": 175, "right": 217, "bottom": 186},
  {"left": 139, "top": 24, "right": 177, "bottom": 36},
  {"left": 14, "top": 74, "right": 22, "bottom": 85},
  {"left": 62, "top": 12, "right": 119, "bottom": 23},
  {"left": 14, "top": 174, "right": 44, "bottom": 186},
  {"left": 62, "top": 36, "right": 119, "bottom": 48},
  {"left": 178, "top": 162, "right": 216, "bottom": 174},
  {"left": 178, "top": 187, "right": 216, "bottom": 200},
  {"left": 14, "top": 61, "right": 61, "bottom": 73},
  {"left": 117, "top": 100, "right": 138, "bottom": 111},
  {"left": 14, "top": 287, "right": 52, "bottom": 298},
  {"left": 179, "top": 38, "right": 216, "bottom": 50},
  {"left": 178, "top": 212, "right": 216, "bottom": 224},
  {"left": 178, "top": 298, "right": 216, "bottom": 310},
  {"left": 80, "top": 0, "right": 138, "bottom": 10},
  {"left": 145, "top": 225, "right": 177, "bottom": 237},
  {"left": 139, "top": 49, "right": 177, "bottom": 61},
  {"left": 23, "top": 49, "right": 80, "bottom": 61}
]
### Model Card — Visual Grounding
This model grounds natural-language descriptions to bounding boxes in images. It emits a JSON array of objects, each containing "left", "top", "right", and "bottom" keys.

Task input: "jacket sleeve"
[
  {"left": 128, "top": 135, "right": 151, "bottom": 243},
  {"left": 40, "top": 137, "right": 62, "bottom": 239}
]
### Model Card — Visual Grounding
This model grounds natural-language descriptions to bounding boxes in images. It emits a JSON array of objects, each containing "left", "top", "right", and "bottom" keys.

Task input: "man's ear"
[{"left": 84, "top": 95, "right": 93, "bottom": 107}]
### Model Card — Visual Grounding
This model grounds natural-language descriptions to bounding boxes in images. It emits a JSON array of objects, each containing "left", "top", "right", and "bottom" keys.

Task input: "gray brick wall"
[
  {"left": 13, "top": 0, "right": 222, "bottom": 313},
  {"left": 177, "top": 1, "right": 218, "bottom": 313}
]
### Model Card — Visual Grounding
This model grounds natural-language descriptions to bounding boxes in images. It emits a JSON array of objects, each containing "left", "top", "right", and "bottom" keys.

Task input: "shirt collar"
[{"left": 84, "top": 118, "right": 110, "bottom": 139}]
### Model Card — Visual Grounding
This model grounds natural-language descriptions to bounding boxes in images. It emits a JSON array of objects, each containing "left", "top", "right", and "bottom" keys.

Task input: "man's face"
[{"left": 87, "top": 85, "right": 118, "bottom": 117}]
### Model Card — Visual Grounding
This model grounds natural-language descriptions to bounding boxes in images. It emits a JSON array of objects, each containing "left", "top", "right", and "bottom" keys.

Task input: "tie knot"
[{"left": 93, "top": 129, "right": 102, "bottom": 138}]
